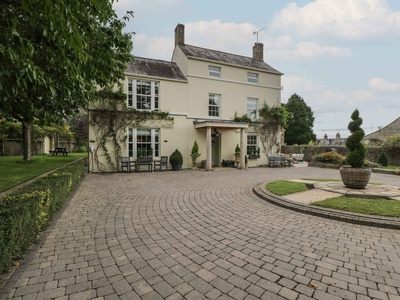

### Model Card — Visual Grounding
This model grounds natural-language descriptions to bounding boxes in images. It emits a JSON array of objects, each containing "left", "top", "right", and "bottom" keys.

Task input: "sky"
[{"left": 113, "top": 0, "right": 400, "bottom": 139}]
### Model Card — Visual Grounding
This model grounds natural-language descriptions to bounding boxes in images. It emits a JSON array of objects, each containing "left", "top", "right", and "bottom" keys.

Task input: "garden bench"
[
  {"left": 135, "top": 157, "right": 153, "bottom": 172},
  {"left": 268, "top": 156, "right": 291, "bottom": 167}
]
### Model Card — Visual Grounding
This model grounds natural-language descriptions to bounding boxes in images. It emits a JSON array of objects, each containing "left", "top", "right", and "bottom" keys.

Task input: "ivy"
[
  {"left": 233, "top": 105, "right": 288, "bottom": 157},
  {"left": 89, "top": 87, "right": 173, "bottom": 171}
]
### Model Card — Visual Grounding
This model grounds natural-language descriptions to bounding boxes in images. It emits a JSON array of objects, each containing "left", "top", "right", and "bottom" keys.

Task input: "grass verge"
[
  {"left": 312, "top": 197, "right": 400, "bottom": 217},
  {"left": 266, "top": 180, "right": 308, "bottom": 196},
  {"left": 0, "top": 153, "right": 87, "bottom": 192},
  {"left": 266, "top": 180, "right": 400, "bottom": 217}
]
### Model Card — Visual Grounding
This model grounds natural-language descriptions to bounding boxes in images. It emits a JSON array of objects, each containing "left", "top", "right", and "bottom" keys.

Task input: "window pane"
[
  {"left": 247, "top": 135, "right": 258, "bottom": 155},
  {"left": 209, "top": 66, "right": 221, "bottom": 77},
  {"left": 137, "top": 81, "right": 152, "bottom": 110},
  {"left": 247, "top": 98, "right": 258, "bottom": 120},
  {"left": 209, "top": 94, "right": 221, "bottom": 117},
  {"left": 247, "top": 72, "right": 258, "bottom": 83}
]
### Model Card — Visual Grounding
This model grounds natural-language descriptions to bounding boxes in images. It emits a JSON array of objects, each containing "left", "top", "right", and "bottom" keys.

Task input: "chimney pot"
[
  {"left": 253, "top": 43, "right": 264, "bottom": 61},
  {"left": 175, "top": 24, "right": 185, "bottom": 47}
]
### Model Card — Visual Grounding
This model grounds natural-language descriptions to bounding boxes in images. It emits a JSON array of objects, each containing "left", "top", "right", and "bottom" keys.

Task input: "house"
[
  {"left": 88, "top": 24, "right": 283, "bottom": 172},
  {"left": 364, "top": 117, "right": 400, "bottom": 145}
]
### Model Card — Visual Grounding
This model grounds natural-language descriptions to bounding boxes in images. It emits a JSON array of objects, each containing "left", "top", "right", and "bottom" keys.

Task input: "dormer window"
[
  {"left": 208, "top": 66, "right": 221, "bottom": 78},
  {"left": 247, "top": 72, "right": 258, "bottom": 84}
]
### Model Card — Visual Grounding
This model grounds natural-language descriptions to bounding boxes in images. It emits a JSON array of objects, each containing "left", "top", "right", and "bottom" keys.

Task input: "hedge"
[{"left": 0, "top": 160, "right": 84, "bottom": 273}]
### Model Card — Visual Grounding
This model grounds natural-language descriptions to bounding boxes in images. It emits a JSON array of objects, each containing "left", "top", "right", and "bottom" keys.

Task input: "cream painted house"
[{"left": 88, "top": 24, "right": 283, "bottom": 172}]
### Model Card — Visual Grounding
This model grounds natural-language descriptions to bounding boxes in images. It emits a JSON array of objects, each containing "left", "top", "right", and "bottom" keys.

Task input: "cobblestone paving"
[{"left": 2, "top": 167, "right": 400, "bottom": 300}]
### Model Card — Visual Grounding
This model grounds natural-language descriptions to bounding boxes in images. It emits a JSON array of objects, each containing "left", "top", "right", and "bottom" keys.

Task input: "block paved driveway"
[{"left": 3, "top": 167, "right": 400, "bottom": 300}]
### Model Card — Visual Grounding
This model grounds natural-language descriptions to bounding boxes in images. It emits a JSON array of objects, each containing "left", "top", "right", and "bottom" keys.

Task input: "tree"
[
  {"left": 283, "top": 94, "right": 316, "bottom": 145},
  {"left": 66, "top": 110, "right": 88, "bottom": 152},
  {"left": 0, "top": 0, "right": 134, "bottom": 161}
]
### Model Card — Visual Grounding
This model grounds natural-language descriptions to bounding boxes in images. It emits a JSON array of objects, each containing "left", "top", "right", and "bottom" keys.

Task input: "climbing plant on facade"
[{"left": 89, "top": 87, "right": 173, "bottom": 172}]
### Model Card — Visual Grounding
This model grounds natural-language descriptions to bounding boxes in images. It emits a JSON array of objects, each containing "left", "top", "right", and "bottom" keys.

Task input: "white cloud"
[
  {"left": 185, "top": 20, "right": 256, "bottom": 55},
  {"left": 269, "top": 0, "right": 400, "bottom": 40},
  {"left": 368, "top": 78, "right": 400, "bottom": 91},
  {"left": 132, "top": 34, "right": 173, "bottom": 61}
]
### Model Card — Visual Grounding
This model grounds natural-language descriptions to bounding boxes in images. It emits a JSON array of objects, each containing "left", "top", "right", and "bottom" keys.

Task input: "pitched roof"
[
  {"left": 125, "top": 57, "right": 187, "bottom": 81},
  {"left": 178, "top": 44, "right": 283, "bottom": 75}
]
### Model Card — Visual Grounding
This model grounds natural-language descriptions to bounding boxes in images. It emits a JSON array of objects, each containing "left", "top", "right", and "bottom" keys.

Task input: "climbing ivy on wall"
[
  {"left": 89, "top": 86, "right": 173, "bottom": 171},
  {"left": 234, "top": 104, "right": 288, "bottom": 157}
]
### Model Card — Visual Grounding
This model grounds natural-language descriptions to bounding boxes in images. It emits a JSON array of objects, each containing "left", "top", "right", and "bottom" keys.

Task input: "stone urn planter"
[{"left": 340, "top": 166, "right": 371, "bottom": 189}]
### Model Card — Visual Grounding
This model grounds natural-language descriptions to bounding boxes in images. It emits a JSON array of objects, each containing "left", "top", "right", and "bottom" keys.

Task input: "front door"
[{"left": 212, "top": 134, "right": 220, "bottom": 167}]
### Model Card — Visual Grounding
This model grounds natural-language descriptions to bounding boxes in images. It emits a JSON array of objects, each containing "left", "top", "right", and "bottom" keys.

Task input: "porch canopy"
[{"left": 193, "top": 120, "right": 249, "bottom": 171}]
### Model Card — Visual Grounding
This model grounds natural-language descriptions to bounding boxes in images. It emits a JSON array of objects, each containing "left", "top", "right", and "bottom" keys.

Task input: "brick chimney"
[
  {"left": 175, "top": 24, "right": 185, "bottom": 47},
  {"left": 253, "top": 43, "right": 264, "bottom": 61}
]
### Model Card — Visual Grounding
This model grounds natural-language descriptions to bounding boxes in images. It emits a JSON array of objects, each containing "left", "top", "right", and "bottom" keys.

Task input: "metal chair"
[
  {"left": 154, "top": 156, "right": 168, "bottom": 171},
  {"left": 120, "top": 157, "right": 131, "bottom": 172}
]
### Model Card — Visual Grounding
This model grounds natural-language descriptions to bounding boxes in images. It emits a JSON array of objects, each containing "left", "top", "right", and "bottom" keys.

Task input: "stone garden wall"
[{"left": 282, "top": 145, "right": 400, "bottom": 166}]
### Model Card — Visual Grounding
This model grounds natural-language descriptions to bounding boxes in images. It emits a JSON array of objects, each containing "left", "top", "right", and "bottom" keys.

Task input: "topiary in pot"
[
  {"left": 190, "top": 141, "right": 201, "bottom": 168},
  {"left": 340, "top": 109, "right": 371, "bottom": 188},
  {"left": 169, "top": 149, "right": 183, "bottom": 171}
]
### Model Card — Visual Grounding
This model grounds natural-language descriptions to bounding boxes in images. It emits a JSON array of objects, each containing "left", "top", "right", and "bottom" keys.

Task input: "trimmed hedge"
[{"left": 0, "top": 160, "right": 84, "bottom": 273}]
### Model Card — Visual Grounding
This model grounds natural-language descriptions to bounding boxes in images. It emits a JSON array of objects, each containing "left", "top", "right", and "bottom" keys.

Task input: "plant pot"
[
  {"left": 340, "top": 166, "right": 371, "bottom": 189},
  {"left": 171, "top": 164, "right": 182, "bottom": 171}
]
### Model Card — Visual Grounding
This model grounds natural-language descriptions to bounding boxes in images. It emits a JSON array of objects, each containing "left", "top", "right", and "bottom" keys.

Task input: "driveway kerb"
[{"left": 253, "top": 183, "right": 400, "bottom": 230}]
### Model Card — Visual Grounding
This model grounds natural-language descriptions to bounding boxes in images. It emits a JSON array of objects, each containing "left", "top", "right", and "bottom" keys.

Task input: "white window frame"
[
  {"left": 128, "top": 128, "right": 160, "bottom": 158},
  {"left": 127, "top": 79, "right": 159, "bottom": 110},
  {"left": 247, "top": 98, "right": 258, "bottom": 120},
  {"left": 208, "top": 65, "right": 221, "bottom": 78},
  {"left": 247, "top": 134, "right": 258, "bottom": 155},
  {"left": 247, "top": 72, "right": 258, "bottom": 84},
  {"left": 208, "top": 94, "right": 221, "bottom": 117}
]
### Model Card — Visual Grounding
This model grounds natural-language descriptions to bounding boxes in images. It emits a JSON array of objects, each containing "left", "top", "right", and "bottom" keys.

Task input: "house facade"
[{"left": 88, "top": 24, "right": 283, "bottom": 172}]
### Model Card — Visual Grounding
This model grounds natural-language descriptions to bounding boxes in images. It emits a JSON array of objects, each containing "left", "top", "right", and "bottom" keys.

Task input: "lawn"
[
  {"left": 266, "top": 180, "right": 400, "bottom": 217},
  {"left": 0, "top": 153, "right": 87, "bottom": 192}
]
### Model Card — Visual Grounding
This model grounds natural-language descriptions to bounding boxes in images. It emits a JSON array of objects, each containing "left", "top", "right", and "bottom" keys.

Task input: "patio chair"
[
  {"left": 154, "top": 156, "right": 168, "bottom": 171},
  {"left": 120, "top": 157, "right": 131, "bottom": 172}
]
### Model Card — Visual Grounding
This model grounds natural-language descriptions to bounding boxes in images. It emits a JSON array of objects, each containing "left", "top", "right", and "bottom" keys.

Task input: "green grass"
[
  {"left": 266, "top": 180, "right": 309, "bottom": 196},
  {"left": 0, "top": 153, "right": 87, "bottom": 192},
  {"left": 312, "top": 196, "right": 400, "bottom": 217},
  {"left": 302, "top": 178, "right": 342, "bottom": 182},
  {"left": 266, "top": 179, "right": 400, "bottom": 217}
]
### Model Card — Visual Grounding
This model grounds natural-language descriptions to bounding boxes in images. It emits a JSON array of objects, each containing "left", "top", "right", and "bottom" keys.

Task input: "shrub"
[
  {"left": 345, "top": 109, "right": 367, "bottom": 168},
  {"left": 0, "top": 160, "right": 84, "bottom": 273},
  {"left": 377, "top": 151, "right": 389, "bottom": 167},
  {"left": 313, "top": 151, "right": 345, "bottom": 164},
  {"left": 383, "top": 133, "right": 400, "bottom": 148},
  {"left": 169, "top": 149, "right": 183, "bottom": 165}
]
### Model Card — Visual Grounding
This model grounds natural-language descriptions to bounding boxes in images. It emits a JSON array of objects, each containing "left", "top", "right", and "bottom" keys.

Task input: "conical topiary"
[
  {"left": 345, "top": 109, "right": 367, "bottom": 168},
  {"left": 378, "top": 151, "right": 388, "bottom": 167}
]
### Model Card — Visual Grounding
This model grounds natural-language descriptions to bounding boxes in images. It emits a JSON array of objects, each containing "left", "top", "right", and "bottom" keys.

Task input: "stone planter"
[{"left": 340, "top": 166, "right": 372, "bottom": 189}]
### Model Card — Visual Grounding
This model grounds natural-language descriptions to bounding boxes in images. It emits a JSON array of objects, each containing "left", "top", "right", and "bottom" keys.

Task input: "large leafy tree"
[
  {"left": 283, "top": 93, "right": 316, "bottom": 145},
  {"left": 0, "top": 0, "right": 134, "bottom": 161}
]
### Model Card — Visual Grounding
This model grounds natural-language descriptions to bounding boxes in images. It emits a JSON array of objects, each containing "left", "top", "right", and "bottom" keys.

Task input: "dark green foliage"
[
  {"left": 378, "top": 151, "right": 389, "bottom": 167},
  {"left": 191, "top": 141, "right": 199, "bottom": 155},
  {"left": 283, "top": 94, "right": 316, "bottom": 145},
  {"left": 0, "top": 160, "right": 84, "bottom": 273},
  {"left": 169, "top": 149, "right": 183, "bottom": 165},
  {"left": 345, "top": 109, "right": 367, "bottom": 168},
  {"left": 235, "top": 144, "right": 240, "bottom": 153}
]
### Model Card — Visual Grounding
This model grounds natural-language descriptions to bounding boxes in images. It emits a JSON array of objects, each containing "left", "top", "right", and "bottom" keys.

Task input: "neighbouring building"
[
  {"left": 364, "top": 117, "right": 400, "bottom": 145},
  {"left": 88, "top": 24, "right": 283, "bottom": 172}
]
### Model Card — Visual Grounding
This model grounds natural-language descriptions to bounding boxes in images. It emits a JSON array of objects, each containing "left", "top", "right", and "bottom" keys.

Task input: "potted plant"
[
  {"left": 190, "top": 140, "right": 201, "bottom": 168},
  {"left": 234, "top": 144, "right": 240, "bottom": 164},
  {"left": 340, "top": 109, "right": 371, "bottom": 189},
  {"left": 169, "top": 149, "right": 183, "bottom": 171}
]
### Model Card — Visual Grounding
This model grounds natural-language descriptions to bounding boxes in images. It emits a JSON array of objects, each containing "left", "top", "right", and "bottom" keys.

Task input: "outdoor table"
[{"left": 52, "top": 147, "right": 68, "bottom": 156}]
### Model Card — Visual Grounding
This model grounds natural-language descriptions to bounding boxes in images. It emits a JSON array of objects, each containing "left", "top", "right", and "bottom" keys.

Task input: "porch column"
[
  {"left": 206, "top": 126, "right": 212, "bottom": 171},
  {"left": 239, "top": 128, "right": 246, "bottom": 169}
]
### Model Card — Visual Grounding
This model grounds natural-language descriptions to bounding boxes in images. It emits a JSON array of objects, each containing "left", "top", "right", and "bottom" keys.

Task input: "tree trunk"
[{"left": 22, "top": 121, "right": 32, "bottom": 161}]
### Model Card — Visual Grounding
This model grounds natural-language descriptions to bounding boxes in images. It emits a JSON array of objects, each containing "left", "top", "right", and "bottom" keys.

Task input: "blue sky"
[{"left": 114, "top": 0, "right": 400, "bottom": 139}]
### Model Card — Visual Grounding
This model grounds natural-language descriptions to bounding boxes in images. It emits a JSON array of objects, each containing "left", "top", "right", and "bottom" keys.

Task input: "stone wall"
[{"left": 281, "top": 145, "right": 400, "bottom": 166}]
